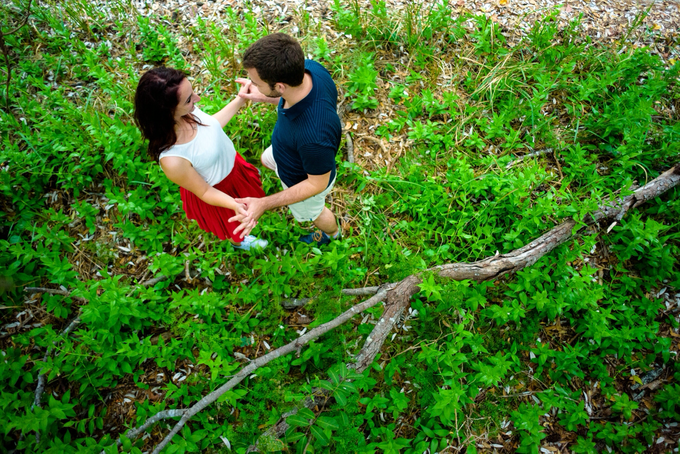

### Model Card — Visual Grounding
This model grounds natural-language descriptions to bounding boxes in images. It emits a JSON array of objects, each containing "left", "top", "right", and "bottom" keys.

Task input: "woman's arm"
[
  {"left": 160, "top": 156, "right": 241, "bottom": 210},
  {"left": 212, "top": 96, "right": 247, "bottom": 128}
]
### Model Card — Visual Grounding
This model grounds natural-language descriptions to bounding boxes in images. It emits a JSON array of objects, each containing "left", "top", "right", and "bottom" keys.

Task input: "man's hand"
[
  {"left": 235, "top": 78, "right": 274, "bottom": 104},
  {"left": 229, "top": 203, "right": 257, "bottom": 237},
  {"left": 229, "top": 197, "right": 269, "bottom": 236}
]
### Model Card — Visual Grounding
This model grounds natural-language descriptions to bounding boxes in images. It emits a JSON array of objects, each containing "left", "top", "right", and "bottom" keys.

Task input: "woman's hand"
[
  {"left": 230, "top": 203, "right": 257, "bottom": 236},
  {"left": 235, "top": 78, "right": 279, "bottom": 104}
]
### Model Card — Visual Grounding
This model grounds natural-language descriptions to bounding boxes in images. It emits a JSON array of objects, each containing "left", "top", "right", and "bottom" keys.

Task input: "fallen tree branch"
[
  {"left": 250, "top": 162, "right": 680, "bottom": 448},
  {"left": 108, "top": 289, "right": 390, "bottom": 453},
  {"left": 247, "top": 162, "right": 680, "bottom": 451},
  {"left": 341, "top": 286, "right": 381, "bottom": 296},
  {"left": 354, "top": 162, "right": 680, "bottom": 374},
  {"left": 146, "top": 163, "right": 679, "bottom": 453}
]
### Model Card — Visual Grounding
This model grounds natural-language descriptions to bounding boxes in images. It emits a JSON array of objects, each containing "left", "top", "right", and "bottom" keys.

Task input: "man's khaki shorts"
[{"left": 261, "top": 146, "right": 335, "bottom": 222}]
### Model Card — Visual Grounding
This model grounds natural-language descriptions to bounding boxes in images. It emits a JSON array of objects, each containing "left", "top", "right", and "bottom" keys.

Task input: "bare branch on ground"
[
  {"left": 341, "top": 286, "right": 382, "bottom": 296},
  {"left": 249, "top": 162, "right": 680, "bottom": 449},
  {"left": 96, "top": 163, "right": 679, "bottom": 453},
  {"left": 33, "top": 315, "right": 82, "bottom": 410},
  {"left": 354, "top": 162, "right": 680, "bottom": 375},
  {"left": 107, "top": 289, "right": 390, "bottom": 453}
]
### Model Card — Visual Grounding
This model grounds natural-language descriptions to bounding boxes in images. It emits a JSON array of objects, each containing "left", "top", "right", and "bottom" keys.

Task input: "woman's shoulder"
[{"left": 193, "top": 107, "right": 215, "bottom": 124}]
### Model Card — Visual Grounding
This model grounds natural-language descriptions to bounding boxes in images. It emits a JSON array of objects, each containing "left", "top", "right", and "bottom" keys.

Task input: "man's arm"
[{"left": 231, "top": 171, "right": 331, "bottom": 235}]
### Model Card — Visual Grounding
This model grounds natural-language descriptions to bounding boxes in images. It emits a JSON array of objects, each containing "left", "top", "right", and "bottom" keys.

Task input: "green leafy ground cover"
[{"left": 1, "top": 0, "right": 680, "bottom": 452}]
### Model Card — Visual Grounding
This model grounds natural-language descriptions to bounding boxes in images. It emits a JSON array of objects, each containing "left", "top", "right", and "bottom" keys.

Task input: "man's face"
[{"left": 246, "top": 68, "right": 283, "bottom": 98}]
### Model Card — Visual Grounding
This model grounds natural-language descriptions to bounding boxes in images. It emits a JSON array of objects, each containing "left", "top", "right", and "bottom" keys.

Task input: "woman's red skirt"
[{"left": 180, "top": 153, "right": 265, "bottom": 242}]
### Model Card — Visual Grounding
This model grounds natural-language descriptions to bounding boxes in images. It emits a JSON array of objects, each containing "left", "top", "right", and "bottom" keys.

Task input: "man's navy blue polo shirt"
[{"left": 271, "top": 60, "right": 342, "bottom": 189}]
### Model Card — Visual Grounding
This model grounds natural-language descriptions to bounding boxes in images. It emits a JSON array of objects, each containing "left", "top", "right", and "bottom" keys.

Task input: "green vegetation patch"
[{"left": 1, "top": 0, "right": 679, "bottom": 453}]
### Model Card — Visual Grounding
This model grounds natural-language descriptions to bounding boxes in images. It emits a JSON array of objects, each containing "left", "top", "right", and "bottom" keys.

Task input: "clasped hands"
[{"left": 229, "top": 198, "right": 267, "bottom": 237}]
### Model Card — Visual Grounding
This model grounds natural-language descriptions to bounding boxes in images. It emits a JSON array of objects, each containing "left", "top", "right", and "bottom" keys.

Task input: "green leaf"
[
  {"left": 287, "top": 414, "right": 311, "bottom": 428},
  {"left": 328, "top": 368, "right": 340, "bottom": 385},
  {"left": 298, "top": 408, "right": 315, "bottom": 419},
  {"left": 121, "top": 435, "right": 132, "bottom": 451},
  {"left": 317, "top": 380, "right": 334, "bottom": 391},
  {"left": 310, "top": 424, "right": 329, "bottom": 445},
  {"left": 286, "top": 432, "right": 306, "bottom": 443},
  {"left": 316, "top": 416, "right": 339, "bottom": 430},
  {"left": 334, "top": 389, "right": 348, "bottom": 406}
]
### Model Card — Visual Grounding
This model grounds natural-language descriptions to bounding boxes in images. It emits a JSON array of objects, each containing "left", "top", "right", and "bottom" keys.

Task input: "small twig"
[
  {"left": 184, "top": 261, "right": 191, "bottom": 282},
  {"left": 24, "top": 286, "right": 87, "bottom": 302},
  {"left": 505, "top": 148, "right": 554, "bottom": 169},
  {"left": 552, "top": 149, "right": 564, "bottom": 180},
  {"left": 0, "top": 311, "right": 33, "bottom": 339},
  {"left": 356, "top": 135, "right": 388, "bottom": 156},
  {"left": 24, "top": 287, "right": 70, "bottom": 296},
  {"left": 2, "top": 0, "right": 34, "bottom": 36},
  {"left": 345, "top": 132, "right": 354, "bottom": 164},
  {"left": 140, "top": 275, "right": 168, "bottom": 287},
  {"left": 385, "top": 140, "right": 404, "bottom": 175}
]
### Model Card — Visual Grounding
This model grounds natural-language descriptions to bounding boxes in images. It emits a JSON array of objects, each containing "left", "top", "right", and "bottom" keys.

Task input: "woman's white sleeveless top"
[{"left": 159, "top": 108, "right": 236, "bottom": 186}]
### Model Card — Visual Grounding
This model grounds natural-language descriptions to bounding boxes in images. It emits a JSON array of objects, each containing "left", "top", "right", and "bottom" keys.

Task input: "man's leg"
[
  {"left": 313, "top": 206, "right": 339, "bottom": 237},
  {"left": 261, "top": 146, "right": 277, "bottom": 171}
]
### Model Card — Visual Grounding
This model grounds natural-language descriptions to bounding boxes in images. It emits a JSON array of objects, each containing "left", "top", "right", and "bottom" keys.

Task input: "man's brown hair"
[{"left": 243, "top": 33, "right": 305, "bottom": 89}]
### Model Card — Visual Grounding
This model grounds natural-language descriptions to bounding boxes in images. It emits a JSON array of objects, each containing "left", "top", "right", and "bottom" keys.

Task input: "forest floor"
[{"left": 1, "top": 0, "right": 680, "bottom": 453}]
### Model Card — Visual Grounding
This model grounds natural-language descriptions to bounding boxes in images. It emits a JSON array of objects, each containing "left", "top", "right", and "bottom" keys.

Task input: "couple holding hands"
[{"left": 133, "top": 33, "right": 342, "bottom": 250}]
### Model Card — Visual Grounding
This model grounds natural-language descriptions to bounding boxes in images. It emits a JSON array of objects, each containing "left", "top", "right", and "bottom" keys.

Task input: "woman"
[{"left": 134, "top": 67, "right": 267, "bottom": 250}]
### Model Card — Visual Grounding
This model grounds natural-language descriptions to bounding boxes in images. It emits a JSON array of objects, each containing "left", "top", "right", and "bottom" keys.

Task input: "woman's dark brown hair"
[{"left": 133, "top": 67, "right": 202, "bottom": 161}]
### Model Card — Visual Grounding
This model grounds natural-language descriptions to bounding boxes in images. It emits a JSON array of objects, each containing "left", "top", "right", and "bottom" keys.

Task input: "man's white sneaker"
[{"left": 232, "top": 235, "right": 268, "bottom": 251}]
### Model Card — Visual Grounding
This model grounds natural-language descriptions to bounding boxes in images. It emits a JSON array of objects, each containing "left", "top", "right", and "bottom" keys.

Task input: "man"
[{"left": 230, "top": 33, "right": 342, "bottom": 246}]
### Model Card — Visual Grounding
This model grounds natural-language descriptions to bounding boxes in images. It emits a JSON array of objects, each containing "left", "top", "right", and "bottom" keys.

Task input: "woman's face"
[{"left": 174, "top": 78, "right": 200, "bottom": 120}]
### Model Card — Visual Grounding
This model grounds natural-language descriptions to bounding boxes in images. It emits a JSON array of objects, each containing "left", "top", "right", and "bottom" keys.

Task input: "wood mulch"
[{"left": 132, "top": 0, "right": 680, "bottom": 63}]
